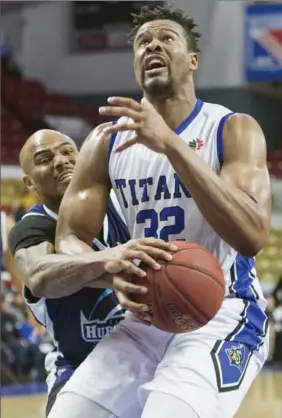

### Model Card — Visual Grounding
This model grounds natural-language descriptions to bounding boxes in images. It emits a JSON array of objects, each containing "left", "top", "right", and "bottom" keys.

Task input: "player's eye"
[
  {"left": 140, "top": 39, "right": 149, "bottom": 47},
  {"left": 62, "top": 149, "right": 74, "bottom": 156},
  {"left": 40, "top": 157, "right": 51, "bottom": 165},
  {"left": 162, "top": 35, "right": 174, "bottom": 43}
]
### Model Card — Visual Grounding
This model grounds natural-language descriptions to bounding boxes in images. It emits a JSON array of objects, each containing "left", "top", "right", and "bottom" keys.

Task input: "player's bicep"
[
  {"left": 220, "top": 114, "right": 271, "bottom": 213},
  {"left": 14, "top": 242, "right": 55, "bottom": 287},
  {"left": 56, "top": 124, "right": 112, "bottom": 248}
]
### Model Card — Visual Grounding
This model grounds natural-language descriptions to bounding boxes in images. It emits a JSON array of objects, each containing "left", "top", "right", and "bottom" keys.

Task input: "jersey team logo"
[
  {"left": 80, "top": 303, "right": 124, "bottom": 343},
  {"left": 188, "top": 138, "right": 204, "bottom": 151},
  {"left": 225, "top": 344, "right": 245, "bottom": 372},
  {"left": 80, "top": 305, "right": 124, "bottom": 342}
]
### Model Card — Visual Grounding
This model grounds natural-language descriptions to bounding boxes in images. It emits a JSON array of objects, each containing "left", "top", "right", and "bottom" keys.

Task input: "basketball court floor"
[{"left": 1, "top": 370, "right": 282, "bottom": 418}]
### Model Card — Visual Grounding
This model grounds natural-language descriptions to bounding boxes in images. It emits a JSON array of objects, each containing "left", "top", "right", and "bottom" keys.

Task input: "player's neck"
[
  {"left": 42, "top": 197, "right": 61, "bottom": 215},
  {"left": 145, "top": 86, "right": 197, "bottom": 131}
]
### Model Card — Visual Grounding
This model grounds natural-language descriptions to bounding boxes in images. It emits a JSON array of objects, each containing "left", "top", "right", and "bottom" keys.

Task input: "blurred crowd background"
[{"left": 1, "top": 0, "right": 282, "bottom": 388}]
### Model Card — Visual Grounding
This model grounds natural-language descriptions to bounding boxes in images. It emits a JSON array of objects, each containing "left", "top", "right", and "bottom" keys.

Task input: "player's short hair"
[{"left": 129, "top": 3, "right": 201, "bottom": 52}]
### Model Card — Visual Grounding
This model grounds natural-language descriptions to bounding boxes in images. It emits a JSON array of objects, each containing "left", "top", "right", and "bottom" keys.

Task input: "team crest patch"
[
  {"left": 225, "top": 345, "right": 244, "bottom": 372},
  {"left": 211, "top": 340, "right": 253, "bottom": 392}
]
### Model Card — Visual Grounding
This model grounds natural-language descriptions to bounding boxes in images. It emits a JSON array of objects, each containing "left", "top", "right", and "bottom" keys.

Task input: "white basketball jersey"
[{"left": 109, "top": 99, "right": 268, "bottom": 347}]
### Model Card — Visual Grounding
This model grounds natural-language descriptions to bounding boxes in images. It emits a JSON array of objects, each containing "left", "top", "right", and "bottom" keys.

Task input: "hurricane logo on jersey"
[
  {"left": 80, "top": 289, "right": 124, "bottom": 343},
  {"left": 225, "top": 344, "right": 245, "bottom": 372}
]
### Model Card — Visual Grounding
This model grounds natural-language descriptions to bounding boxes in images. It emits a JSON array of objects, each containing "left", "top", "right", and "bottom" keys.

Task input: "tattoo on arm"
[{"left": 14, "top": 242, "right": 109, "bottom": 298}]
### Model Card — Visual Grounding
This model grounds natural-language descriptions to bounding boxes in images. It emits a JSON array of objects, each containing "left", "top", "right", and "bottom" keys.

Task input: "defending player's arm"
[
  {"left": 9, "top": 217, "right": 166, "bottom": 299},
  {"left": 8, "top": 216, "right": 111, "bottom": 298},
  {"left": 164, "top": 114, "right": 271, "bottom": 256}
]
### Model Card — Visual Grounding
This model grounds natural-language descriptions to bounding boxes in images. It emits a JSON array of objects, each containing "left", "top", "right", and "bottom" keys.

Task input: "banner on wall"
[{"left": 245, "top": 3, "right": 282, "bottom": 82}]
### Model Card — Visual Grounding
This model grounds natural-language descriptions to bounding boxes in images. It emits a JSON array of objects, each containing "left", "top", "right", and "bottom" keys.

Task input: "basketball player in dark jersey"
[{"left": 8, "top": 129, "right": 173, "bottom": 415}]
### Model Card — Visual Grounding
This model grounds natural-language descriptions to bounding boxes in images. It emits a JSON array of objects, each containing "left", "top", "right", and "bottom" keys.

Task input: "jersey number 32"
[{"left": 136, "top": 206, "right": 185, "bottom": 241}]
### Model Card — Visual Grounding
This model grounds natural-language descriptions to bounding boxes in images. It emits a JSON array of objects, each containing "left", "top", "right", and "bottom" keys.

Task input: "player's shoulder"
[
  {"left": 223, "top": 113, "right": 264, "bottom": 144},
  {"left": 201, "top": 101, "right": 234, "bottom": 121},
  {"left": 9, "top": 205, "right": 56, "bottom": 255}
]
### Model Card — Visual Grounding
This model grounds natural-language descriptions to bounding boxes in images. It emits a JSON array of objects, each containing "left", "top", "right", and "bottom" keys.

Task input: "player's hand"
[
  {"left": 99, "top": 97, "right": 175, "bottom": 153},
  {"left": 104, "top": 238, "right": 177, "bottom": 280},
  {"left": 113, "top": 272, "right": 152, "bottom": 322}
]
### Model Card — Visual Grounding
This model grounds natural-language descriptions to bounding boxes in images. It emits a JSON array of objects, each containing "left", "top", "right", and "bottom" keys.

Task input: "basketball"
[{"left": 134, "top": 241, "right": 225, "bottom": 333}]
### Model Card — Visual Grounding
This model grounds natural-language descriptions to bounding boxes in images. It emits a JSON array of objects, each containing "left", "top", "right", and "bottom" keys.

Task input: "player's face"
[
  {"left": 133, "top": 19, "right": 198, "bottom": 99},
  {"left": 26, "top": 134, "right": 78, "bottom": 202}
]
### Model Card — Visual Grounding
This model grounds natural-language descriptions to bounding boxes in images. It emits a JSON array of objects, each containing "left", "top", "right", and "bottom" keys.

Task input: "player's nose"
[
  {"left": 145, "top": 38, "right": 163, "bottom": 53},
  {"left": 53, "top": 153, "right": 68, "bottom": 169}
]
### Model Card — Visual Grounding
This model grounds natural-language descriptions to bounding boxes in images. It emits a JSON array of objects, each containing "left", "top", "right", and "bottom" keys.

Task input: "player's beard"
[{"left": 142, "top": 75, "right": 174, "bottom": 100}]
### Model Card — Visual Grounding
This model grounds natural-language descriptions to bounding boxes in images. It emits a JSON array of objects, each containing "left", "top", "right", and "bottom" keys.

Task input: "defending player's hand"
[
  {"left": 104, "top": 238, "right": 177, "bottom": 279},
  {"left": 112, "top": 272, "right": 152, "bottom": 320},
  {"left": 99, "top": 97, "right": 174, "bottom": 153}
]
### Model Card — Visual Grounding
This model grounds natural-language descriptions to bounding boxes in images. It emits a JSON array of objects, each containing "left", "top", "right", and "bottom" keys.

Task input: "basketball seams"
[
  {"left": 164, "top": 265, "right": 211, "bottom": 323},
  {"left": 151, "top": 266, "right": 171, "bottom": 330},
  {"left": 168, "top": 263, "right": 225, "bottom": 290}
]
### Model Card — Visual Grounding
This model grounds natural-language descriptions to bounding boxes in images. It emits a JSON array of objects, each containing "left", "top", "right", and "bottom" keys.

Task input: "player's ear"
[
  {"left": 189, "top": 53, "right": 198, "bottom": 71},
  {"left": 23, "top": 175, "right": 36, "bottom": 192}
]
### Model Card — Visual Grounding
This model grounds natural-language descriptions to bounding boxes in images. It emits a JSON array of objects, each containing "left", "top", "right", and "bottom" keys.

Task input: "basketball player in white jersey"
[{"left": 51, "top": 4, "right": 271, "bottom": 418}]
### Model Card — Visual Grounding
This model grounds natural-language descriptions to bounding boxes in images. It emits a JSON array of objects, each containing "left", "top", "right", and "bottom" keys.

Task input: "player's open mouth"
[{"left": 144, "top": 56, "right": 167, "bottom": 75}]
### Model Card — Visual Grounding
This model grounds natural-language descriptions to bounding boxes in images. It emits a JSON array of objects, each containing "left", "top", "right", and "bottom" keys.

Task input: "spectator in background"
[
  {"left": 1, "top": 292, "right": 25, "bottom": 381},
  {"left": 1, "top": 210, "right": 22, "bottom": 293},
  {"left": 1, "top": 210, "right": 49, "bottom": 383},
  {"left": 17, "top": 310, "right": 47, "bottom": 382},
  {"left": 272, "top": 275, "right": 282, "bottom": 308},
  {"left": 1, "top": 292, "right": 47, "bottom": 383},
  {"left": 270, "top": 276, "right": 282, "bottom": 363},
  {"left": 0, "top": 45, "right": 22, "bottom": 78}
]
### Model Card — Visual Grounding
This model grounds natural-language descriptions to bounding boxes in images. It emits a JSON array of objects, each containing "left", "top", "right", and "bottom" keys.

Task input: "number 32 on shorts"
[{"left": 136, "top": 206, "right": 185, "bottom": 241}]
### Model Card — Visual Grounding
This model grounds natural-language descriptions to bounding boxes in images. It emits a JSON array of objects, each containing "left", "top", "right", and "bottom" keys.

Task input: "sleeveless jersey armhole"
[{"left": 216, "top": 112, "right": 234, "bottom": 168}]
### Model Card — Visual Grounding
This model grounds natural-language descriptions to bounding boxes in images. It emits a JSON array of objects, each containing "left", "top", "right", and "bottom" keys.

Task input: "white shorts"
[{"left": 58, "top": 299, "right": 269, "bottom": 418}]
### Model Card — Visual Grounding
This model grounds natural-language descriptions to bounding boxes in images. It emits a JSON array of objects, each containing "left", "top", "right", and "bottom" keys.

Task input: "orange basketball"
[{"left": 134, "top": 241, "right": 225, "bottom": 333}]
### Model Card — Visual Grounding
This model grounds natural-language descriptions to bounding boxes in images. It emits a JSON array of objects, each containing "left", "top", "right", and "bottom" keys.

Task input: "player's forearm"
[
  {"left": 29, "top": 252, "right": 112, "bottom": 298},
  {"left": 56, "top": 230, "right": 94, "bottom": 255},
  {"left": 165, "top": 134, "right": 268, "bottom": 256}
]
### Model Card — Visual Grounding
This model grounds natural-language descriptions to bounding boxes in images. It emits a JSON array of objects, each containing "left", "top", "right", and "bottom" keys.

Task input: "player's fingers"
[
  {"left": 107, "top": 96, "right": 141, "bottom": 111},
  {"left": 134, "top": 238, "right": 178, "bottom": 252},
  {"left": 114, "top": 138, "right": 138, "bottom": 152},
  {"left": 115, "top": 290, "right": 148, "bottom": 312},
  {"left": 113, "top": 276, "right": 147, "bottom": 295},
  {"left": 99, "top": 106, "right": 141, "bottom": 121},
  {"left": 137, "top": 245, "right": 173, "bottom": 262},
  {"left": 123, "top": 261, "right": 148, "bottom": 277},
  {"left": 126, "top": 250, "right": 162, "bottom": 270}
]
